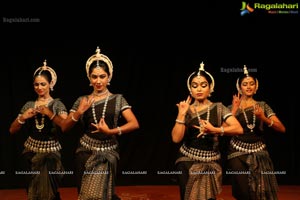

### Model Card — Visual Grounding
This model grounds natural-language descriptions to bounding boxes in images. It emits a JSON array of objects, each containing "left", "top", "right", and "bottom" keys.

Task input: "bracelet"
[
  {"left": 268, "top": 119, "right": 274, "bottom": 127},
  {"left": 117, "top": 126, "right": 122, "bottom": 135},
  {"left": 50, "top": 113, "right": 56, "bottom": 120},
  {"left": 71, "top": 113, "right": 79, "bottom": 122},
  {"left": 175, "top": 119, "right": 185, "bottom": 124},
  {"left": 220, "top": 126, "right": 224, "bottom": 136},
  {"left": 17, "top": 116, "right": 25, "bottom": 124}
]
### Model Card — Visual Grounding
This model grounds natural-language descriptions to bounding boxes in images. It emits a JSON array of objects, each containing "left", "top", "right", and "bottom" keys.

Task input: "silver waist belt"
[
  {"left": 24, "top": 136, "right": 61, "bottom": 153},
  {"left": 230, "top": 137, "right": 266, "bottom": 153},
  {"left": 80, "top": 134, "right": 118, "bottom": 152},
  {"left": 179, "top": 144, "right": 220, "bottom": 162}
]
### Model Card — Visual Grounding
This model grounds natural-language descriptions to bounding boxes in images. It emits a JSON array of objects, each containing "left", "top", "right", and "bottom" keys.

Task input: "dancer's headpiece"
[
  {"left": 187, "top": 61, "right": 215, "bottom": 93},
  {"left": 33, "top": 60, "right": 57, "bottom": 91},
  {"left": 236, "top": 65, "right": 259, "bottom": 94},
  {"left": 86, "top": 46, "right": 113, "bottom": 82}
]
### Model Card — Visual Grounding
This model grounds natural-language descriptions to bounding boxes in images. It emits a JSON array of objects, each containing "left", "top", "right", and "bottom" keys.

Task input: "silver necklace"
[
  {"left": 241, "top": 106, "right": 256, "bottom": 132},
  {"left": 93, "top": 89, "right": 108, "bottom": 97},
  {"left": 92, "top": 94, "right": 109, "bottom": 124},
  {"left": 34, "top": 98, "right": 52, "bottom": 132},
  {"left": 194, "top": 102, "right": 210, "bottom": 138}
]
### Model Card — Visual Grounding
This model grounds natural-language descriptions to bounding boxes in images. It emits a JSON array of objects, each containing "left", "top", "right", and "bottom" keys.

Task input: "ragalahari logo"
[{"left": 240, "top": 2, "right": 255, "bottom": 15}]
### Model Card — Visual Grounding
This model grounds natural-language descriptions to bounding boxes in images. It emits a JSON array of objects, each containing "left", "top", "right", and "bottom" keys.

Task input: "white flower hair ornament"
[
  {"left": 187, "top": 61, "right": 215, "bottom": 94},
  {"left": 85, "top": 46, "right": 114, "bottom": 83},
  {"left": 33, "top": 60, "right": 57, "bottom": 91},
  {"left": 236, "top": 65, "right": 259, "bottom": 94}
]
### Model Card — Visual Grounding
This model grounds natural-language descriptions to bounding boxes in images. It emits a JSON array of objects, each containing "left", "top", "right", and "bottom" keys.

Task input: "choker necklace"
[
  {"left": 92, "top": 93, "right": 110, "bottom": 124},
  {"left": 38, "top": 97, "right": 53, "bottom": 101},
  {"left": 241, "top": 99, "right": 255, "bottom": 109},
  {"left": 93, "top": 89, "right": 108, "bottom": 97},
  {"left": 194, "top": 102, "right": 211, "bottom": 138},
  {"left": 241, "top": 106, "right": 256, "bottom": 132},
  {"left": 35, "top": 97, "right": 53, "bottom": 107}
]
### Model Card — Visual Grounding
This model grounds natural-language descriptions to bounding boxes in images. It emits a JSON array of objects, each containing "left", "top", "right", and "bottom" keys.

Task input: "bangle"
[
  {"left": 268, "top": 119, "right": 274, "bottom": 127},
  {"left": 50, "top": 113, "right": 56, "bottom": 120},
  {"left": 220, "top": 126, "right": 224, "bottom": 136},
  {"left": 71, "top": 113, "right": 79, "bottom": 122},
  {"left": 175, "top": 119, "right": 185, "bottom": 124},
  {"left": 117, "top": 126, "right": 122, "bottom": 135},
  {"left": 17, "top": 116, "right": 25, "bottom": 124}
]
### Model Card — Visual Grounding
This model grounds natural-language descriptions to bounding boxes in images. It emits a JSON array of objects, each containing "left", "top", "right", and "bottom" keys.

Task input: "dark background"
[{"left": 1, "top": 2, "right": 299, "bottom": 188}]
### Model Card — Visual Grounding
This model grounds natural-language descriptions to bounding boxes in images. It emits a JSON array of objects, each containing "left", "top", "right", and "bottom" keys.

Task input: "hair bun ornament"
[
  {"left": 243, "top": 65, "right": 249, "bottom": 76},
  {"left": 33, "top": 60, "right": 57, "bottom": 90},
  {"left": 85, "top": 46, "right": 114, "bottom": 82},
  {"left": 187, "top": 61, "right": 215, "bottom": 94},
  {"left": 199, "top": 61, "right": 205, "bottom": 70}
]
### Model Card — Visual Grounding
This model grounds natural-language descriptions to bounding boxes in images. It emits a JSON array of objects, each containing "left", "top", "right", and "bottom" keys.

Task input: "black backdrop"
[{"left": 1, "top": 2, "right": 299, "bottom": 188}]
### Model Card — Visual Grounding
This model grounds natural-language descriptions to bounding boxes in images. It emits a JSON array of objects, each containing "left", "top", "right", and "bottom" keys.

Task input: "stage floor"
[{"left": 0, "top": 185, "right": 299, "bottom": 200}]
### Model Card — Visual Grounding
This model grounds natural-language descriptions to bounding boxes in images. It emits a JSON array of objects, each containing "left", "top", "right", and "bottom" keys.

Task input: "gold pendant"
[
  {"left": 36, "top": 124, "right": 44, "bottom": 132},
  {"left": 35, "top": 114, "right": 45, "bottom": 132}
]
